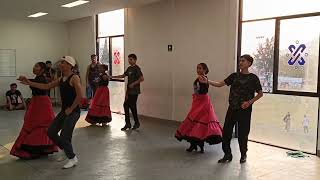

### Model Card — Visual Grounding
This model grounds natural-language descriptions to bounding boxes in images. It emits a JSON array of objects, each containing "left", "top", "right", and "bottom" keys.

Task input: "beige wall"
[
  {"left": 67, "top": 16, "right": 96, "bottom": 93},
  {"left": 125, "top": 0, "right": 239, "bottom": 123},
  {"left": 0, "top": 16, "right": 95, "bottom": 103},
  {"left": 0, "top": 18, "right": 68, "bottom": 103}
]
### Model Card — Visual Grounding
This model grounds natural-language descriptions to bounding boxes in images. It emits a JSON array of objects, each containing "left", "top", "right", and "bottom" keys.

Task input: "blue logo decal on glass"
[{"left": 287, "top": 41, "right": 307, "bottom": 66}]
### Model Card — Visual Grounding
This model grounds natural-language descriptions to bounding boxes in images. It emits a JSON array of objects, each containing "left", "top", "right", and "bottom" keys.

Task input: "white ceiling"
[{"left": 0, "top": 0, "right": 161, "bottom": 22}]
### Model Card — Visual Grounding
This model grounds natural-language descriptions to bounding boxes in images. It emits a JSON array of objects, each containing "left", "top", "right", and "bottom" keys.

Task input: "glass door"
[
  {"left": 96, "top": 9, "right": 125, "bottom": 114},
  {"left": 109, "top": 36, "right": 125, "bottom": 114}
]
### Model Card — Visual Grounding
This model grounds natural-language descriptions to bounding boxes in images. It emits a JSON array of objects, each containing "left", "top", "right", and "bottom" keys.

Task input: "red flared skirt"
[
  {"left": 175, "top": 94, "right": 223, "bottom": 145},
  {"left": 85, "top": 86, "right": 112, "bottom": 124},
  {"left": 10, "top": 96, "right": 58, "bottom": 159}
]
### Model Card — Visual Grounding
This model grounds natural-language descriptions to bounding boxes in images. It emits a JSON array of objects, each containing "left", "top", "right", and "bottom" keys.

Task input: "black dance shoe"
[
  {"left": 218, "top": 154, "right": 233, "bottom": 163},
  {"left": 121, "top": 125, "right": 131, "bottom": 131},
  {"left": 132, "top": 123, "right": 140, "bottom": 130},
  {"left": 240, "top": 155, "right": 247, "bottom": 164},
  {"left": 186, "top": 144, "right": 197, "bottom": 152},
  {"left": 198, "top": 142, "right": 205, "bottom": 153}
]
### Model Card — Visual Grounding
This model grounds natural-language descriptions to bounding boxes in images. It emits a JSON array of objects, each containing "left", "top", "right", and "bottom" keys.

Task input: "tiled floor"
[{"left": 0, "top": 110, "right": 319, "bottom": 180}]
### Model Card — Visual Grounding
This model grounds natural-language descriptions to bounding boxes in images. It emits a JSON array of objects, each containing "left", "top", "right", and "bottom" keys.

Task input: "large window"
[
  {"left": 97, "top": 9, "right": 125, "bottom": 113},
  {"left": 250, "top": 94, "right": 319, "bottom": 154},
  {"left": 110, "top": 36, "right": 125, "bottom": 76},
  {"left": 98, "top": 9, "right": 124, "bottom": 37},
  {"left": 97, "top": 9, "right": 125, "bottom": 77},
  {"left": 243, "top": 0, "right": 320, "bottom": 21},
  {"left": 97, "top": 36, "right": 125, "bottom": 76},
  {"left": 278, "top": 16, "right": 320, "bottom": 93},
  {"left": 240, "top": 1, "right": 320, "bottom": 154},
  {"left": 241, "top": 20, "right": 275, "bottom": 92}
]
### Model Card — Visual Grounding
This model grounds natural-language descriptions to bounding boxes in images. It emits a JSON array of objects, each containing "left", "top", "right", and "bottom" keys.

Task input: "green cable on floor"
[{"left": 286, "top": 151, "right": 309, "bottom": 158}]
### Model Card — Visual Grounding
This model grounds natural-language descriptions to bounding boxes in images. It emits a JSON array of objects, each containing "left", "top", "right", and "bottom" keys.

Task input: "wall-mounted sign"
[{"left": 168, "top": 45, "right": 173, "bottom": 52}]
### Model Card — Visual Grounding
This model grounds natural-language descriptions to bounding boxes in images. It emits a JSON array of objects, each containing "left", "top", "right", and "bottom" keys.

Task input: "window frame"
[
  {"left": 96, "top": 14, "right": 125, "bottom": 82},
  {"left": 238, "top": 0, "right": 320, "bottom": 154}
]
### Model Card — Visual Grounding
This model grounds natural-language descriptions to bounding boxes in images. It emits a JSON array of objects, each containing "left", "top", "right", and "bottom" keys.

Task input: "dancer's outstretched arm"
[
  {"left": 18, "top": 76, "right": 60, "bottom": 90},
  {"left": 198, "top": 75, "right": 225, "bottom": 87}
]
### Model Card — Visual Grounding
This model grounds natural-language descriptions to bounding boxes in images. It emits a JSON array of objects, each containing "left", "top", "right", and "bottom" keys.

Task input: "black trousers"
[
  {"left": 222, "top": 106, "right": 252, "bottom": 156},
  {"left": 123, "top": 94, "right": 139, "bottom": 126},
  {"left": 47, "top": 109, "right": 80, "bottom": 159}
]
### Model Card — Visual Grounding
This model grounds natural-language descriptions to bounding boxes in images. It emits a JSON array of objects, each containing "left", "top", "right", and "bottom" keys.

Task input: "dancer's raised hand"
[
  {"left": 198, "top": 75, "right": 208, "bottom": 84},
  {"left": 17, "top": 76, "right": 31, "bottom": 85}
]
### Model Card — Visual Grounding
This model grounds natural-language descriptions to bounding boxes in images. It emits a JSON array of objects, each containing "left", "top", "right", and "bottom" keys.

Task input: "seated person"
[{"left": 5, "top": 83, "right": 26, "bottom": 111}]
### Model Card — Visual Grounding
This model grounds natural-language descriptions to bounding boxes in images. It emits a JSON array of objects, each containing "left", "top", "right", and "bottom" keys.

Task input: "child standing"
[
  {"left": 200, "top": 54, "right": 263, "bottom": 163},
  {"left": 175, "top": 63, "right": 223, "bottom": 153},
  {"left": 112, "top": 54, "right": 144, "bottom": 131},
  {"left": 11, "top": 62, "right": 58, "bottom": 159},
  {"left": 85, "top": 64, "right": 112, "bottom": 125}
]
